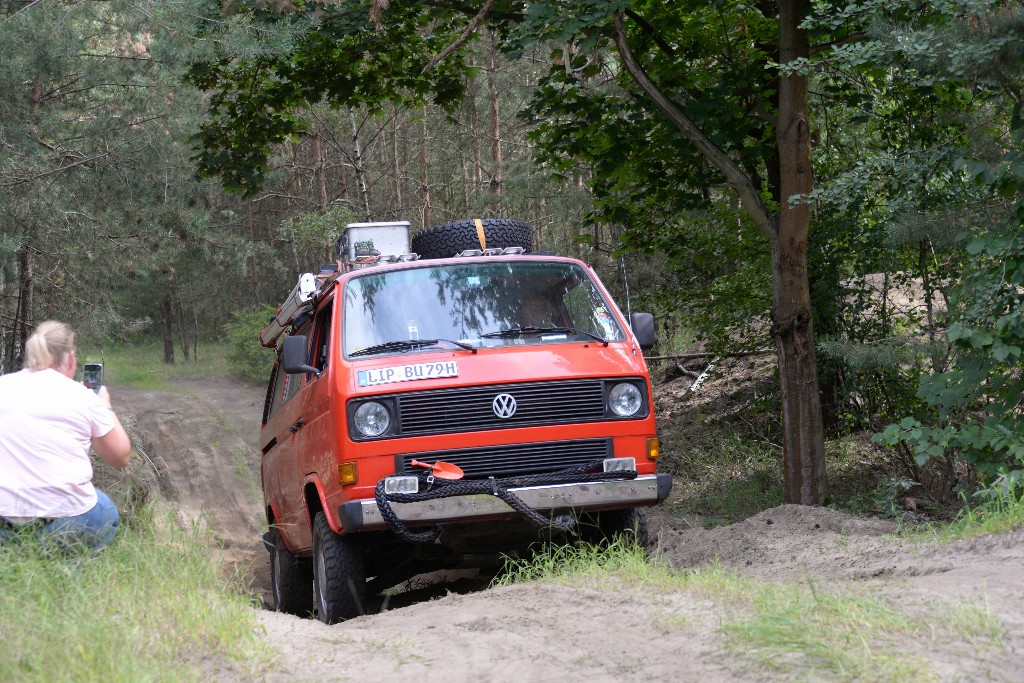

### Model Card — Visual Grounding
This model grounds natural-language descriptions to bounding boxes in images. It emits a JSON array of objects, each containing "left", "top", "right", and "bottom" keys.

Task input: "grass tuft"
[
  {"left": 913, "top": 486, "right": 1024, "bottom": 543},
  {"left": 493, "top": 539, "right": 654, "bottom": 587},
  {"left": 0, "top": 513, "right": 264, "bottom": 682}
]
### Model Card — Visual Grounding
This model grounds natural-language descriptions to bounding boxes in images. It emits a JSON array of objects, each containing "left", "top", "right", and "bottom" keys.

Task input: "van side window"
[
  {"left": 311, "top": 301, "right": 333, "bottom": 373},
  {"left": 263, "top": 361, "right": 286, "bottom": 424},
  {"left": 283, "top": 321, "right": 312, "bottom": 402}
]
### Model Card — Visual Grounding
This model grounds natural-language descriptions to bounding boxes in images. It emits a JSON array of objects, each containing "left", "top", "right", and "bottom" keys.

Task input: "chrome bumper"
[{"left": 337, "top": 473, "right": 672, "bottom": 533}]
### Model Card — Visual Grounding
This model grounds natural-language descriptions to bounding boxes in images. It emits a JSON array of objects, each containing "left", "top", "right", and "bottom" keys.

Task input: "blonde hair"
[{"left": 24, "top": 320, "right": 77, "bottom": 371}]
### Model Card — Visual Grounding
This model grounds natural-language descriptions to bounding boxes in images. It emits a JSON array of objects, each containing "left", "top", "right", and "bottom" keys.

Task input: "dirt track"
[{"left": 113, "top": 377, "right": 1024, "bottom": 682}]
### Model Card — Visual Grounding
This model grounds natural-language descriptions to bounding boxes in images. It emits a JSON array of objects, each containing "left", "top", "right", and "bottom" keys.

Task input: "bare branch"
[
  {"left": 809, "top": 32, "right": 867, "bottom": 57},
  {"left": 624, "top": 8, "right": 675, "bottom": 57},
  {"left": 1, "top": 0, "right": 44, "bottom": 25},
  {"left": 421, "top": 0, "right": 496, "bottom": 74},
  {"left": 611, "top": 13, "right": 776, "bottom": 239},
  {"left": 1, "top": 151, "right": 113, "bottom": 188}
]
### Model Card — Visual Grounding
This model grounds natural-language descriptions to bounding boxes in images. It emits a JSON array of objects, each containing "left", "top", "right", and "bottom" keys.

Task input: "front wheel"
[
  {"left": 312, "top": 512, "right": 367, "bottom": 624},
  {"left": 269, "top": 526, "right": 313, "bottom": 616}
]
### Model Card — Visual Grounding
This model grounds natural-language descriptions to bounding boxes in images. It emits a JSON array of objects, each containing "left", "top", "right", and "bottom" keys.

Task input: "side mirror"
[
  {"left": 629, "top": 312, "right": 656, "bottom": 352},
  {"left": 282, "top": 335, "right": 320, "bottom": 376}
]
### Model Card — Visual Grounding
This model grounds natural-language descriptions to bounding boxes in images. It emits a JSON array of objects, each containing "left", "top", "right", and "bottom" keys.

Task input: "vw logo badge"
[{"left": 492, "top": 393, "right": 518, "bottom": 419}]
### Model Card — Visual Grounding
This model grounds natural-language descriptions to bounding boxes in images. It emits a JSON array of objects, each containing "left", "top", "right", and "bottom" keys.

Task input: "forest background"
[{"left": 1, "top": 0, "right": 1023, "bottom": 509}]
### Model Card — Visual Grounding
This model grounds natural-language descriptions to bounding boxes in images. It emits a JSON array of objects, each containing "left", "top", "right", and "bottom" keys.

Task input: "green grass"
[
  {"left": 494, "top": 538, "right": 655, "bottom": 586},
  {"left": 908, "top": 486, "right": 1024, "bottom": 543},
  {"left": 713, "top": 573, "right": 1000, "bottom": 682},
  {"left": 0, "top": 513, "right": 264, "bottom": 682},
  {"left": 663, "top": 433, "right": 784, "bottom": 527},
  {"left": 495, "top": 543, "right": 1003, "bottom": 683},
  {"left": 662, "top": 427, "right": 917, "bottom": 526},
  {"left": 77, "top": 340, "right": 239, "bottom": 391}
]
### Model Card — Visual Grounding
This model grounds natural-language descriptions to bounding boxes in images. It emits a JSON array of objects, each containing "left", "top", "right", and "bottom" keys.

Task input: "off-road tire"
[
  {"left": 582, "top": 507, "right": 650, "bottom": 550},
  {"left": 411, "top": 218, "right": 532, "bottom": 259},
  {"left": 269, "top": 526, "right": 313, "bottom": 616},
  {"left": 312, "top": 512, "right": 367, "bottom": 624}
]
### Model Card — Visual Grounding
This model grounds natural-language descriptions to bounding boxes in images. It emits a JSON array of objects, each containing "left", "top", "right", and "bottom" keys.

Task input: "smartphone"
[{"left": 83, "top": 362, "right": 103, "bottom": 394}]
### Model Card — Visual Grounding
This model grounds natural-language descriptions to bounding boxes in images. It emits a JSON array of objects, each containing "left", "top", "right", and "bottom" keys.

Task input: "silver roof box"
[{"left": 337, "top": 222, "right": 411, "bottom": 261}]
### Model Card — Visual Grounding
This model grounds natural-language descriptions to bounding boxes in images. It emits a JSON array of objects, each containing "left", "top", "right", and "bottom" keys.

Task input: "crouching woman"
[{"left": 0, "top": 321, "right": 131, "bottom": 551}]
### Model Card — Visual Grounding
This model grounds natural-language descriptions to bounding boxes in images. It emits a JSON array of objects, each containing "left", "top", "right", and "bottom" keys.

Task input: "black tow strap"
[{"left": 374, "top": 459, "right": 637, "bottom": 544}]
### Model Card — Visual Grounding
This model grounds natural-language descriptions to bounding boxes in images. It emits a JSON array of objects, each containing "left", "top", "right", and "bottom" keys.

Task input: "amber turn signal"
[
  {"left": 646, "top": 437, "right": 660, "bottom": 460},
  {"left": 339, "top": 461, "right": 358, "bottom": 485}
]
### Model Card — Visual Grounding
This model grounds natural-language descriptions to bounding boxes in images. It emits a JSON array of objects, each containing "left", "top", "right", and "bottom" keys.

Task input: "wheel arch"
[{"left": 304, "top": 477, "right": 337, "bottom": 533}]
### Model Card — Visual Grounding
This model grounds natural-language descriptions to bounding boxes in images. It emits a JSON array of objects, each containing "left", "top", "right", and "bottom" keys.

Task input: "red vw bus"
[{"left": 260, "top": 219, "right": 670, "bottom": 623}]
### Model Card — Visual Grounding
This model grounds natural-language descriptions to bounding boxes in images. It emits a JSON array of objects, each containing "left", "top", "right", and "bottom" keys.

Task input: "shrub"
[{"left": 224, "top": 305, "right": 277, "bottom": 384}]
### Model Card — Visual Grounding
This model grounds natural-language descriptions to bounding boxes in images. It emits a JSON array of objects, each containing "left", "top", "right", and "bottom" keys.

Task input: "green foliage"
[
  {"left": 876, "top": 224, "right": 1024, "bottom": 483},
  {"left": 519, "top": 1, "right": 779, "bottom": 353},
  {"left": 873, "top": 5, "right": 1024, "bottom": 490},
  {"left": 285, "top": 205, "right": 356, "bottom": 265},
  {"left": 224, "top": 304, "right": 277, "bottom": 384},
  {"left": 939, "top": 478, "right": 1024, "bottom": 540},
  {"left": 186, "top": 1, "right": 474, "bottom": 195},
  {"left": 870, "top": 476, "right": 919, "bottom": 519},
  {"left": 0, "top": 0, "right": 266, "bottom": 366},
  {"left": 872, "top": 5, "right": 1024, "bottom": 491}
]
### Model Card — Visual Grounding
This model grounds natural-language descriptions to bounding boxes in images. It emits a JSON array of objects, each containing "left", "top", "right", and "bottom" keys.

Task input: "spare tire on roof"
[{"left": 411, "top": 218, "right": 532, "bottom": 259}]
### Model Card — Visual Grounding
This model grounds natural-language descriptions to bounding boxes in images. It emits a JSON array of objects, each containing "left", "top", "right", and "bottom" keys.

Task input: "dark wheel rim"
[
  {"left": 271, "top": 549, "right": 282, "bottom": 607},
  {"left": 315, "top": 543, "right": 329, "bottom": 620}
]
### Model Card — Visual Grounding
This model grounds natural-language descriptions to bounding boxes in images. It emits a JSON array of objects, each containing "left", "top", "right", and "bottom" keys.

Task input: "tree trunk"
[
  {"left": 774, "top": 0, "right": 826, "bottom": 504},
  {"left": 313, "top": 129, "right": 328, "bottom": 210},
  {"left": 15, "top": 238, "right": 33, "bottom": 369},
  {"left": 162, "top": 292, "right": 175, "bottom": 364},
  {"left": 612, "top": 8, "right": 826, "bottom": 505},
  {"left": 467, "top": 57, "right": 483, "bottom": 189},
  {"left": 247, "top": 201, "right": 260, "bottom": 303},
  {"left": 419, "top": 106, "right": 432, "bottom": 228},
  {"left": 392, "top": 107, "right": 403, "bottom": 212},
  {"left": 486, "top": 37, "right": 503, "bottom": 199},
  {"left": 174, "top": 296, "right": 190, "bottom": 360},
  {"left": 349, "top": 109, "right": 371, "bottom": 220},
  {"left": 191, "top": 308, "right": 199, "bottom": 362}
]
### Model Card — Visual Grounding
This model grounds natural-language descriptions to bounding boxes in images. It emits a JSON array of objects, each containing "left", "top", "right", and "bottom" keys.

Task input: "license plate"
[{"left": 357, "top": 361, "right": 459, "bottom": 387}]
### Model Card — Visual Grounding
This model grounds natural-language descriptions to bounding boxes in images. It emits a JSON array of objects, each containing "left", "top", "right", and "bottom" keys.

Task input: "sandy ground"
[{"left": 110, "top": 376, "right": 1024, "bottom": 683}]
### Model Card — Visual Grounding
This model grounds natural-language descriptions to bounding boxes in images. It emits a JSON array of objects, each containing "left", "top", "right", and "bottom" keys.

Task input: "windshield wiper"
[
  {"left": 349, "top": 338, "right": 477, "bottom": 358},
  {"left": 480, "top": 326, "right": 608, "bottom": 347}
]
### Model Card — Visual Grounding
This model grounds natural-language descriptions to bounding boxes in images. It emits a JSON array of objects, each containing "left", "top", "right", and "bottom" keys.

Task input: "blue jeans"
[{"left": 0, "top": 490, "right": 120, "bottom": 552}]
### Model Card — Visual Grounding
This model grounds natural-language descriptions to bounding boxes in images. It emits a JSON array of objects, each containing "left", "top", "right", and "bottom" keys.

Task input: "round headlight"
[
  {"left": 353, "top": 401, "right": 390, "bottom": 437},
  {"left": 608, "top": 382, "right": 643, "bottom": 417}
]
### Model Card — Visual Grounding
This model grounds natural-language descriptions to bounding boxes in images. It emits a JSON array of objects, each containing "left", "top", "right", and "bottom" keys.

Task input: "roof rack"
[
  {"left": 455, "top": 246, "right": 526, "bottom": 257},
  {"left": 258, "top": 273, "right": 319, "bottom": 348}
]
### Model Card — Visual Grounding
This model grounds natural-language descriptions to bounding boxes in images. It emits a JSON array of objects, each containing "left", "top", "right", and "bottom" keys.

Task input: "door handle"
[{"left": 289, "top": 419, "right": 304, "bottom": 433}]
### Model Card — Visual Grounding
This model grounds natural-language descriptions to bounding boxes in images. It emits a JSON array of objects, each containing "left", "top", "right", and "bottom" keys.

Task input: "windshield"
[{"left": 343, "top": 260, "right": 626, "bottom": 357}]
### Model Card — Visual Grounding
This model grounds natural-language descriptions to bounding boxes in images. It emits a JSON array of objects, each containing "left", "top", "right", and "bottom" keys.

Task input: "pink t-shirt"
[{"left": 0, "top": 368, "right": 115, "bottom": 518}]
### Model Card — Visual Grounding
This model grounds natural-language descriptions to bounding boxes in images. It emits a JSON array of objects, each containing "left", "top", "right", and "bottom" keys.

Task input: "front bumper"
[{"left": 337, "top": 473, "right": 672, "bottom": 533}]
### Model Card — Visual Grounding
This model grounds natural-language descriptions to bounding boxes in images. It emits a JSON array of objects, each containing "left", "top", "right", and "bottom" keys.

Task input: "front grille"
[
  {"left": 398, "top": 439, "right": 611, "bottom": 479},
  {"left": 396, "top": 379, "right": 608, "bottom": 436}
]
